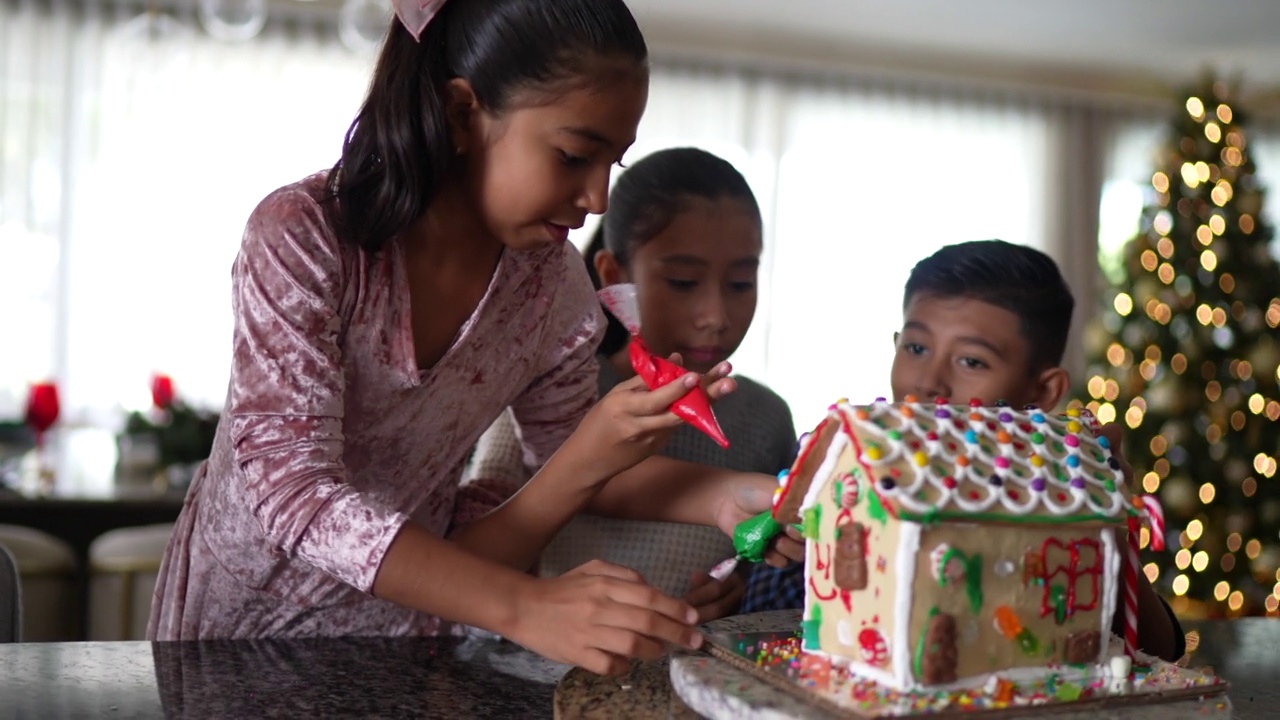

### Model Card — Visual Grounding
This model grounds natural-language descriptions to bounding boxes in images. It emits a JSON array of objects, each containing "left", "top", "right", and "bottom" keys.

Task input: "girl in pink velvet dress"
[{"left": 147, "top": 0, "right": 796, "bottom": 676}]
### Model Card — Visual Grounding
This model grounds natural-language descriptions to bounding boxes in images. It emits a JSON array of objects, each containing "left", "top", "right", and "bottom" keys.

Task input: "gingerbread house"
[{"left": 773, "top": 398, "right": 1136, "bottom": 691}]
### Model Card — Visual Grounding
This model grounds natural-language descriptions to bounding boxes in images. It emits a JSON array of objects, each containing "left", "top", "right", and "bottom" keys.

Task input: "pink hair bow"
[{"left": 392, "top": 0, "right": 448, "bottom": 42}]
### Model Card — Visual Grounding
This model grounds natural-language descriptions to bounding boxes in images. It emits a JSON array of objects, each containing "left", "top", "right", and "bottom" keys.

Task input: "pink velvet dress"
[{"left": 147, "top": 173, "right": 603, "bottom": 640}]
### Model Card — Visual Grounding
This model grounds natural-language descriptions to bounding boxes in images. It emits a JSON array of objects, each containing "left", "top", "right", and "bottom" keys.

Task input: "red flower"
[{"left": 150, "top": 373, "right": 175, "bottom": 409}]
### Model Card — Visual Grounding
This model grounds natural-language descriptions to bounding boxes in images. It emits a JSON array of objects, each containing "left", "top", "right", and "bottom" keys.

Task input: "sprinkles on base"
[{"left": 725, "top": 631, "right": 1225, "bottom": 717}]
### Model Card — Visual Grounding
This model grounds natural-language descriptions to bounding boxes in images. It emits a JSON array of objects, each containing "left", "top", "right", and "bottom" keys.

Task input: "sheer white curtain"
[
  {"left": 0, "top": 0, "right": 377, "bottom": 422},
  {"left": 3, "top": 1, "right": 1168, "bottom": 437},
  {"left": 613, "top": 71, "right": 1074, "bottom": 432}
]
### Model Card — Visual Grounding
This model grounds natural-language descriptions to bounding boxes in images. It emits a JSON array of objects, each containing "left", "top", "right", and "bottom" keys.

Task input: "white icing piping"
[
  {"left": 846, "top": 402, "right": 1128, "bottom": 519},
  {"left": 892, "top": 521, "right": 921, "bottom": 689},
  {"left": 799, "top": 431, "right": 849, "bottom": 513},
  {"left": 1099, "top": 527, "right": 1120, "bottom": 663}
]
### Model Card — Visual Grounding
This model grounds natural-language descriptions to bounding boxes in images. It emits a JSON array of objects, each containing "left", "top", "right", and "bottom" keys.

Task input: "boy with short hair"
[{"left": 741, "top": 239, "right": 1184, "bottom": 661}]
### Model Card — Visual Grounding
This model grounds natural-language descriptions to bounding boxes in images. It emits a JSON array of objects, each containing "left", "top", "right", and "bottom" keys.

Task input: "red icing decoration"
[
  {"left": 772, "top": 417, "right": 830, "bottom": 522},
  {"left": 858, "top": 628, "right": 890, "bottom": 666},
  {"left": 1039, "top": 538, "right": 1104, "bottom": 620},
  {"left": 628, "top": 336, "right": 729, "bottom": 448}
]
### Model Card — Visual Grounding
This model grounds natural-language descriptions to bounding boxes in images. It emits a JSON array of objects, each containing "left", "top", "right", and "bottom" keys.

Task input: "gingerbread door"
[
  {"left": 833, "top": 521, "right": 868, "bottom": 590},
  {"left": 921, "top": 612, "right": 958, "bottom": 685}
]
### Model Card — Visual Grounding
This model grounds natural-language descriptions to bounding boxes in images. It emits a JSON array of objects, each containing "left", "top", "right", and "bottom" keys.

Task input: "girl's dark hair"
[
  {"left": 325, "top": 0, "right": 648, "bottom": 252},
  {"left": 582, "top": 147, "right": 762, "bottom": 355}
]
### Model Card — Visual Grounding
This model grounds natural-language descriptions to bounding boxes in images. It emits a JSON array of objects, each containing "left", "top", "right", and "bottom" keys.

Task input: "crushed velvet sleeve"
[{"left": 227, "top": 189, "right": 408, "bottom": 593}]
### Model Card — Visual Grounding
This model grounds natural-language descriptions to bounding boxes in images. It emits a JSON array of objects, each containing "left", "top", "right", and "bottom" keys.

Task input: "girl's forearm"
[
  {"left": 450, "top": 443, "right": 610, "bottom": 570},
  {"left": 585, "top": 456, "right": 741, "bottom": 526},
  {"left": 370, "top": 521, "right": 531, "bottom": 636}
]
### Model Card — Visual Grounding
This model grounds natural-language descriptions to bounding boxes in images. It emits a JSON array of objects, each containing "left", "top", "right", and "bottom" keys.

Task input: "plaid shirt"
[{"left": 741, "top": 559, "right": 805, "bottom": 613}]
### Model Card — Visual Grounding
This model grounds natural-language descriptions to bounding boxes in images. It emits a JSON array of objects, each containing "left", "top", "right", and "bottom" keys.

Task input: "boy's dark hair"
[
  {"left": 325, "top": 0, "right": 648, "bottom": 252},
  {"left": 582, "top": 147, "right": 762, "bottom": 355},
  {"left": 903, "top": 239, "right": 1075, "bottom": 371}
]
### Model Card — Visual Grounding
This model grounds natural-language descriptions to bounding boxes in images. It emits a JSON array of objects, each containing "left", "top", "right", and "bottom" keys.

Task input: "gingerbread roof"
[{"left": 776, "top": 399, "right": 1132, "bottom": 525}]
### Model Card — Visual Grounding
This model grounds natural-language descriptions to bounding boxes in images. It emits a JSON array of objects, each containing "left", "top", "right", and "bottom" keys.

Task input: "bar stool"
[
  {"left": 0, "top": 542, "right": 21, "bottom": 642},
  {"left": 0, "top": 524, "right": 79, "bottom": 642},
  {"left": 88, "top": 523, "right": 174, "bottom": 641}
]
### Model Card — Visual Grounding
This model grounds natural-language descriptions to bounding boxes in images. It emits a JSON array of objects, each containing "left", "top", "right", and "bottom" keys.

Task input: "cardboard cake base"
[{"left": 671, "top": 630, "right": 1230, "bottom": 719}]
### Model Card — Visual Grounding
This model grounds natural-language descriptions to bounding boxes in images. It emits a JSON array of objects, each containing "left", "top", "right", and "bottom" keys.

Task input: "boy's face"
[{"left": 890, "top": 293, "right": 1067, "bottom": 409}]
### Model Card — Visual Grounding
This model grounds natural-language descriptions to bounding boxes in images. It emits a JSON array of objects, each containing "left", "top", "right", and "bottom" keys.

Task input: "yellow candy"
[
  {"left": 866, "top": 446, "right": 882, "bottom": 461},
  {"left": 1066, "top": 408, "right": 1080, "bottom": 418},
  {"left": 1067, "top": 420, "right": 1082, "bottom": 433},
  {"left": 914, "top": 451, "right": 928, "bottom": 467},
  {"left": 1030, "top": 454, "right": 1044, "bottom": 467}
]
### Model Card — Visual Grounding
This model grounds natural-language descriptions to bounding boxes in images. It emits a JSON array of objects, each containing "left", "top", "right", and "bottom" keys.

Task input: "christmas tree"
[{"left": 1079, "top": 77, "right": 1280, "bottom": 618}]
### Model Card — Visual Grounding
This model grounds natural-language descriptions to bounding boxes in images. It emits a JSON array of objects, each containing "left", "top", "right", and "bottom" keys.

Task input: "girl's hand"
[
  {"left": 683, "top": 570, "right": 746, "bottom": 623},
  {"left": 507, "top": 560, "right": 702, "bottom": 676},
  {"left": 564, "top": 370, "right": 705, "bottom": 483},
  {"left": 711, "top": 473, "right": 806, "bottom": 567},
  {"left": 668, "top": 354, "right": 737, "bottom": 401}
]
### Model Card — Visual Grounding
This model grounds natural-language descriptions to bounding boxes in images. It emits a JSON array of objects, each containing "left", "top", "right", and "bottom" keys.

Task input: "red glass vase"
[{"left": 24, "top": 381, "right": 60, "bottom": 446}]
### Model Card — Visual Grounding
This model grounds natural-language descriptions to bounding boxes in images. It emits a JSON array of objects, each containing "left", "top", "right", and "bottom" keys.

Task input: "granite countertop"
[
  {"left": 553, "top": 614, "right": 1280, "bottom": 720},
  {"left": 2, "top": 615, "right": 1277, "bottom": 719},
  {"left": 0, "top": 631, "right": 571, "bottom": 719}
]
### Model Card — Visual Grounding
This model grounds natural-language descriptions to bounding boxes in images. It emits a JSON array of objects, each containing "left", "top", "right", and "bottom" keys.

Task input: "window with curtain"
[
  {"left": 0, "top": 0, "right": 377, "bottom": 423},
  {"left": 1098, "top": 117, "right": 1280, "bottom": 286},
  {"left": 3, "top": 0, "right": 1193, "bottom": 438}
]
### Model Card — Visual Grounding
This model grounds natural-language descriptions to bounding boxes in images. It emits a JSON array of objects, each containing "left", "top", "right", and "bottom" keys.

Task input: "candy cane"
[
  {"left": 1141, "top": 495, "right": 1166, "bottom": 551},
  {"left": 1124, "top": 512, "right": 1140, "bottom": 659}
]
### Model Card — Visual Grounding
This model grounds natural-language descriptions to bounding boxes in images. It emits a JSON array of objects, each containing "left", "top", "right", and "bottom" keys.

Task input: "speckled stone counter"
[
  {"left": 3, "top": 616, "right": 1276, "bottom": 719},
  {"left": 0, "top": 632, "right": 571, "bottom": 719},
  {"left": 553, "top": 610, "right": 799, "bottom": 719},
  {"left": 555, "top": 614, "right": 1280, "bottom": 719}
]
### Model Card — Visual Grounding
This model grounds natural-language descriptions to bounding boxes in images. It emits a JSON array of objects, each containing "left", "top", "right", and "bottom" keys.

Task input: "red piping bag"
[{"left": 597, "top": 284, "right": 730, "bottom": 449}]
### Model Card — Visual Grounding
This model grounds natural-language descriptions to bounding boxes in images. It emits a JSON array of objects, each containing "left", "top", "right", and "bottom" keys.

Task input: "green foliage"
[{"left": 124, "top": 401, "right": 219, "bottom": 468}]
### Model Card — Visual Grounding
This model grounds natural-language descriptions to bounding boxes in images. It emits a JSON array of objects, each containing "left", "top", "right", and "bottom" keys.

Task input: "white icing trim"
[
  {"left": 837, "top": 619, "right": 854, "bottom": 648},
  {"left": 825, "top": 650, "right": 900, "bottom": 688},
  {"left": 802, "top": 538, "right": 814, "bottom": 621},
  {"left": 1099, "top": 527, "right": 1120, "bottom": 663},
  {"left": 842, "top": 402, "right": 1129, "bottom": 520},
  {"left": 799, "top": 431, "right": 849, "bottom": 513},
  {"left": 892, "top": 521, "right": 921, "bottom": 690}
]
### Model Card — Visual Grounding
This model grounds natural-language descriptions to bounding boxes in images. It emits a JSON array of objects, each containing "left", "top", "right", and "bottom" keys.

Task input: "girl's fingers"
[
  {"left": 682, "top": 574, "right": 722, "bottom": 607},
  {"left": 705, "top": 376, "right": 737, "bottom": 401},
  {"left": 629, "top": 372, "right": 701, "bottom": 414},
  {"left": 594, "top": 603, "right": 702, "bottom": 652},
  {"left": 604, "top": 581, "right": 699, "bottom": 627},
  {"left": 567, "top": 559, "right": 646, "bottom": 584},
  {"left": 590, "top": 626, "right": 670, "bottom": 662},
  {"left": 578, "top": 647, "right": 629, "bottom": 676}
]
